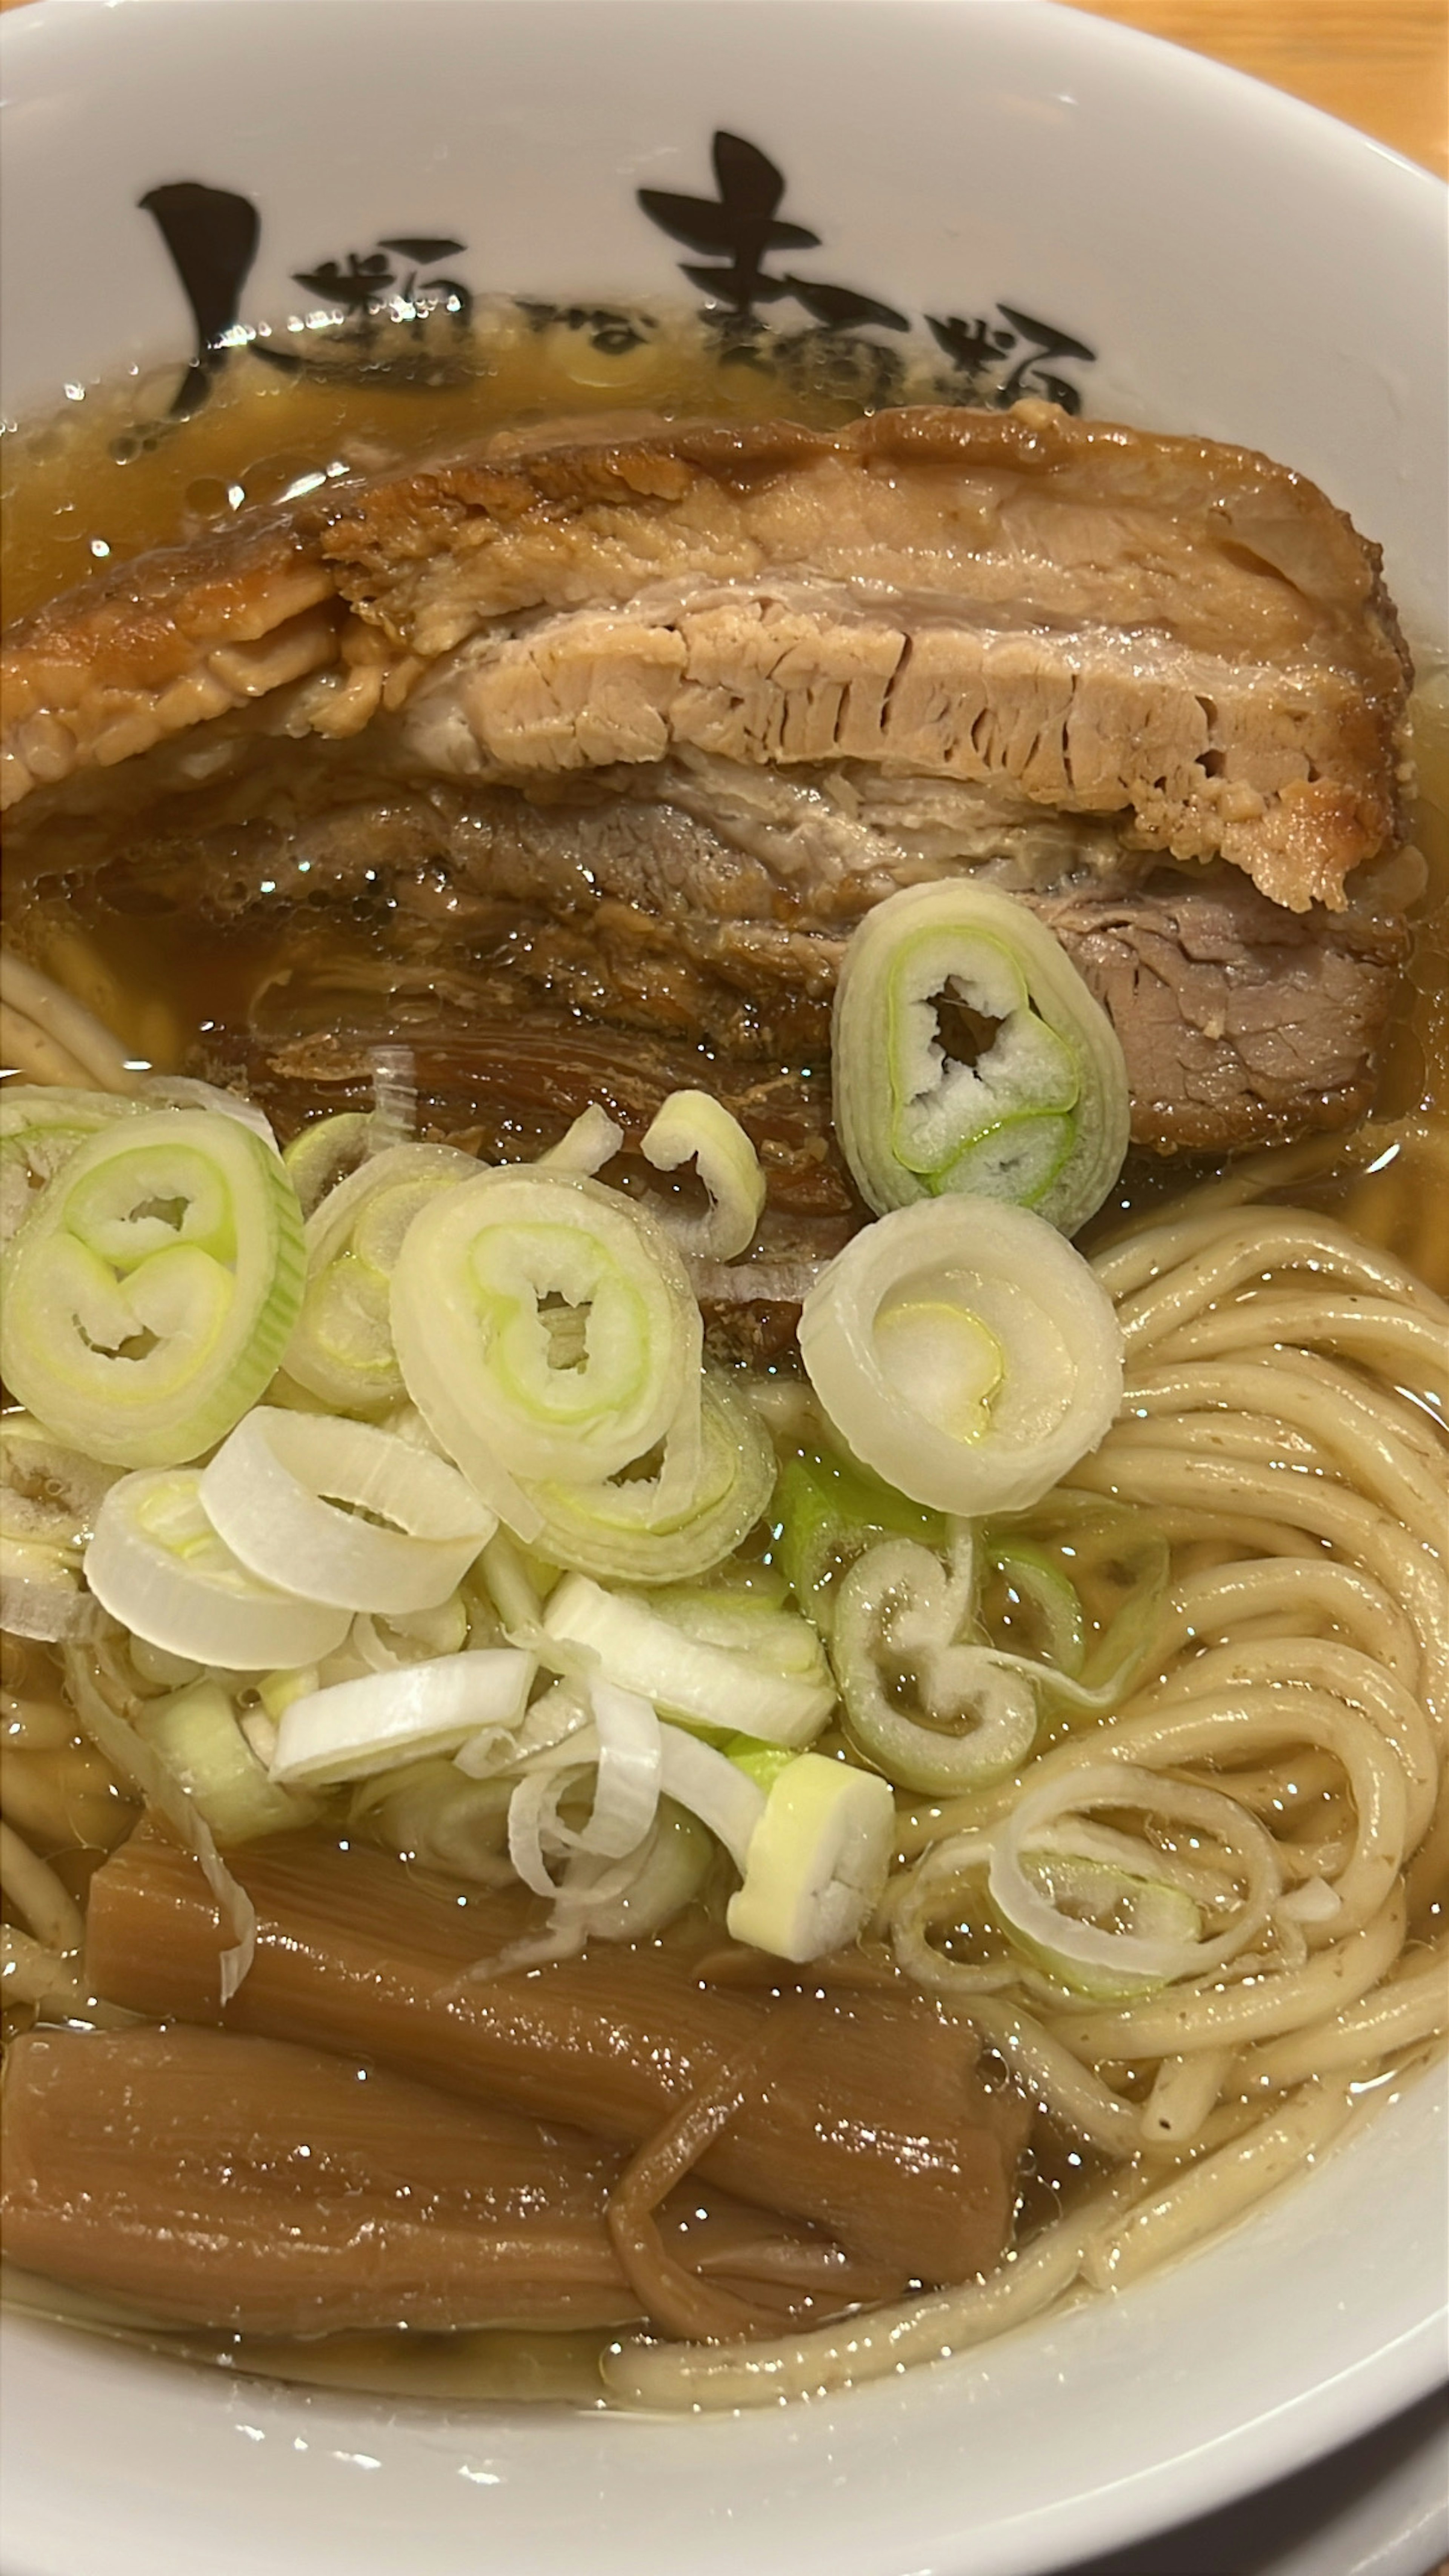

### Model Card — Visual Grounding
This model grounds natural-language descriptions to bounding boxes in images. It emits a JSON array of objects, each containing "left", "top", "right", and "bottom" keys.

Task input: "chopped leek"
[
  {"left": 85, "top": 1469, "right": 354, "bottom": 1670},
  {"left": 798, "top": 1197, "right": 1123, "bottom": 1516},
  {"left": 640, "top": 1089, "right": 766, "bottom": 1261},
  {"left": 134, "top": 1679, "right": 315, "bottom": 1845},
  {"left": 0, "top": 1086, "right": 147, "bottom": 1250},
  {"left": 980, "top": 1539, "right": 1087, "bottom": 1678},
  {"left": 832, "top": 879, "right": 1129, "bottom": 1233},
  {"left": 988, "top": 1759, "right": 1282, "bottom": 1998},
  {"left": 0, "top": 1412, "right": 118, "bottom": 1567},
  {"left": 521, "top": 1370, "right": 773, "bottom": 1586},
  {"left": 390, "top": 1166, "right": 703, "bottom": 1539},
  {"left": 282, "top": 1112, "right": 371, "bottom": 1216},
  {"left": 0, "top": 1110, "right": 307, "bottom": 1469},
  {"left": 658, "top": 1723, "right": 767, "bottom": 1872},
  {"left": 833, "top": 1538, "right": 1039, "bottom": 1793},
  {"left": 351, "top": 1757, "right": 517, "bottom": 1889},
  {"left": 542, "top": 1571, "right": 836, "bottom": 1746},
  {"left": 283, "top": 1141, "right": 478, "bottom": 1415},
  {"left": 199, "top": 1408, "right": 494, "bottom": 1614},
  {"left": 996, "top": 1850, "right": 1201, "bottom": 2001},
  {"left": 538, "top": 1105, "right": 625, "bottom": 1176},
  {"left": 726, "top": 1752, "right": 895, "bottom": 1962},
  {"left": 772, "top": 1439, "right": 947, "bottom": 1637},
  {"left": 269, "top": 1648, "right": 537, "bottom": 1788}
]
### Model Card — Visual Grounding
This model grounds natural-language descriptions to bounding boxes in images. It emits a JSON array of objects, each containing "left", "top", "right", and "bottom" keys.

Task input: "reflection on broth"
[{"left": 1, "top": 336, "right": 1446, "bottom": 2412}]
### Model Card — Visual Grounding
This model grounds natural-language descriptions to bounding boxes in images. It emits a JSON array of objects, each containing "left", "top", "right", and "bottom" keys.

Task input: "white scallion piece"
[
  {"left": 85, "top": 1469, "right": 354, "bottom": 1670},
  {"left": 726, "top": 1753, "right": 895, "bottom": 1962},
  {"left": 135, "top": 1679, "right": 313, "bottom": 1845},
  {"left": 390, "top": 1166, "right": 703, "bottom": 1540},
  {"left": 200, "top": 1408, "right": 495, "bottom": 1614},
  {"left": 542, "top": 1571, "right": 836, "bottom": 1746},
  {"left": 832, "top": 1537, "right": 1039, "bottom": 1793},
  {"left": 832, "top": 878, "right": 1129, "bottom": 1233},
  {"left": 988, "top": 1760, "right": 1283, "bottom": 1999},
  {"left": 640, "top": 1089, "right": 766, "bottom": 1262},
  {"left": 658, "top": 1723, "right": 766, "bottom": 1873},
  {"left": 537, "top": 1105, "right": 625, "bottom": 1176},
  {"left": 521, "top": 1369, "right": 773, "bottom": 1587},
  {"left": 283, "top": 1141, "right": 478, "bottom": 1415},
  {"left": 798, "top": 1196, "right": 1123, "bottom": 1516},
  {"left": 142, "top": 1077, "right": 280, "bottom": 1152},
  {"left": 0, "top": 1109, "right": 307, "bottom": 1469},
  {"left": 269, "top": 1648, "right": 537, "bottom": 1788}
]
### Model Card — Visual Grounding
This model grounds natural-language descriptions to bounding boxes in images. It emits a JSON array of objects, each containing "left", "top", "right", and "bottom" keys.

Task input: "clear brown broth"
[{"left": 2, "top": 324, "right": 1447, "bottom": 2405}]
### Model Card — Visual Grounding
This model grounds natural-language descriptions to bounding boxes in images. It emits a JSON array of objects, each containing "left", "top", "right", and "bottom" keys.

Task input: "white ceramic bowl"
[{"left": 1, "top": 7, "right": 1446, "bottom": 2573}]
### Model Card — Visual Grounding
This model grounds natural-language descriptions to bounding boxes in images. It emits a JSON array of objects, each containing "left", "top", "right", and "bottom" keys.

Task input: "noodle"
[
  {"left": 0, "top": 951, "right": 139, "bottom": 1096},
  {"left": 0, "top": 1820, "right": 85, "bottom": 1955},
  {"left": 1079, "top": 2078, "right": 1356, "bottom": 2293},
  {"left": 0, "top": 410, "right": 1445, "bottom": 2412}
]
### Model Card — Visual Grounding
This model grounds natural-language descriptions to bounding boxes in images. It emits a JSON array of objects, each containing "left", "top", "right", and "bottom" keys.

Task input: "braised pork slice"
[{"left": 0, "top": 403, "right": 1416, "bottom": 1158}]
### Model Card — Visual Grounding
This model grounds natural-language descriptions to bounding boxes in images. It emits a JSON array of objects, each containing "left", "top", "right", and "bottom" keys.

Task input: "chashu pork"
[{"left": 0, "top": 402, "right": 1417, "bottom": 1169}]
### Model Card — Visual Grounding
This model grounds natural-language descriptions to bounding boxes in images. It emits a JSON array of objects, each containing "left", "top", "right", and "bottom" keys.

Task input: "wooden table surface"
[
  {"left": 1059, "top": 0, "right": 1447, "bottom": 176},
  {"left": 0, "top": 0, "right": 1446, "bottom": 178}
]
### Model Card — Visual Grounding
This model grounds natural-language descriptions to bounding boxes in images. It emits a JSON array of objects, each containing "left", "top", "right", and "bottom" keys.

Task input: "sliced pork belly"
[{"left": 1, "top": 404, "right": 1415, "bottom": 1157}]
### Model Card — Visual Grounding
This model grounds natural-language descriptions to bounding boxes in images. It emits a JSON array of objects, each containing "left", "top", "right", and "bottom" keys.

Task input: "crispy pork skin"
[
  {"left": 3, "top": 405, "right": 1409, "bottom": 914},
  {"left": 1, "top": 404, "right": 1415, "bottom": 1157}
]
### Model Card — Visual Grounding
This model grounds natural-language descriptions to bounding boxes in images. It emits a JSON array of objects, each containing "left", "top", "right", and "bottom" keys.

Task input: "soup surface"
[{"left": 2, "top": 322, "right": 1446, "bottom": 2410}]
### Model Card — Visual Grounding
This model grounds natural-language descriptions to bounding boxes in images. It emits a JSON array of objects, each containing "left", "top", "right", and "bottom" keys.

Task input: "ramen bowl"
[{"left": 0, "top": 5, "right": 1446, "bottom": 2573}]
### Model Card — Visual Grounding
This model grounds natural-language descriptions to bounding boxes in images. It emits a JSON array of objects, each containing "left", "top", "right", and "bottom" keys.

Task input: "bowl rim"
[{"left": 0, "top": 8, "right": 1446, "bottom": 2576}]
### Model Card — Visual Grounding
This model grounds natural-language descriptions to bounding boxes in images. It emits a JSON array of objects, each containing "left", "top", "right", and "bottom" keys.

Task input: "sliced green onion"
[
  {"left": 142, "top": 1078, "right": 279, "bottom": 1153},
  {"left": 644, "top": 1584, "right": 832, "bottom": 1677},
  {"left": 515, "top": 1677, "right": 663, "bottom": 1875},
  {"left": 772, "top": 1439, "right": 948, "bottom": 1638},
  {"left": 0, "top": 1087, "right": 148, "bottom": 1250},
  {"left": 354, "top": 1590, "right": 472, "bottom": 1671},
  {"left": 833, "top": 1537, "right": 1038, "bottom": 1793},
  {"left": 284, "top": 1141, "right": 477, "bottom": 1415},
  {"left": 640, "top": 1089, "right": 766, "bottom": 1261},
  {"left": 199, "top": 1407, "right": 494, "bottom": 1615},
  {"left": 798, "top": 1197, "right": 1123, "bottom": 1516},
  {"left": 282, "top": 1112, "right": 371, "bottom": 1217},
  {"left": 62, "top": 1642, "right": 257, "bottom": 2002},
  {"left": 352, "top": 1757, "right": 518, "bottom": 1889},
  {"left": 134, "top": 1678, "right": 315, "bottom": 1845},
  {"left": 832, "top": 879, "right": 1129, "bottom": 1233},
  {"left": 520, "top": 1369, "right": 772, "bottom": 1586},
  {"left": 726, "top": 1735, "right": 798, "bottom": 1793},
  {"left": 981, "top": 1539, "right": 1087, "bottom": 1678},
  {"left": 989, "top": 1496, "right": 1170, "bottom": 1698},
  {"left": 0, "top": 1110, "right": 306, "bottom": 1470},
  {"left": 542, "top": 1570, "right": 835, "bottom": 1746},
  {"left": 85, "top": 1468, "right": 353, "bottom": 1670},
  {"left": 269, "top": 1648, "right": 536, "bottom": 1788},
  {"left": 726, "top": 1751, "right": 895, "bottom": 1962},
  {"left": 538, "top": 1105, "right": 625, "bottom": 1176},
  {"left": 0, "top": 1539, "right": 107, "bottom": 1644},
  {"left": 549, "top": 1798, "right": 714, "bottom": 1942},
  {"left": 0, "top": 1411, "right": 118, "bottom": 1565},
  {"left": 658, "top": 1723, "right": 767, "bottom": 1873},
  {"left": 391, "top": 1167, "right": 703, "bottom": 1540},
  {"left": 989, "top": 1759, "right": 1282, "bottom": 1999}
]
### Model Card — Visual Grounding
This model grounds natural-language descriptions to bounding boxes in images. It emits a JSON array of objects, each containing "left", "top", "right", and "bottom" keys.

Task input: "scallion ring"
[
  {"left": 798, "top": 1196, "right": 1123, "bottom": 1516},
  {"left": 832, "top": 879, "right": 1129, "bottom": 1233},
  {"left": 391, "top": 1166, "right": 703, "bottom": 1539},
  {"left": 0, "top": 1110, "right": 306, "bottom": 1469},
  {"left": 200, "top": 1407, "right": 496, "bottom": 1614}
]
